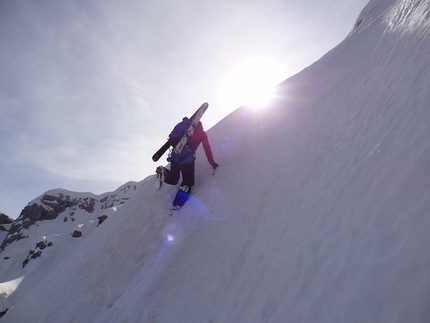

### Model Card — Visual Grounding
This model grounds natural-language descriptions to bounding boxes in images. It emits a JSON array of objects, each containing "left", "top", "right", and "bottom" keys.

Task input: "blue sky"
[{"left": 0, "top": 0, "right": 369, "bottom": 218}]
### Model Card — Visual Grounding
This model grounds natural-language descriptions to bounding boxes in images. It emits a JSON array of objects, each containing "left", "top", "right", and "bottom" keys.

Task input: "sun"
[{"left": 220, "top": 58, "right": 286, "bottom": 109}]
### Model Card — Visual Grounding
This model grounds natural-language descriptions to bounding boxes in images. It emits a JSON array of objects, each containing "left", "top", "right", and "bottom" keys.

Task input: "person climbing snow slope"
[{"left": 157, "top": 118, "right": 218, "bottom": 211}]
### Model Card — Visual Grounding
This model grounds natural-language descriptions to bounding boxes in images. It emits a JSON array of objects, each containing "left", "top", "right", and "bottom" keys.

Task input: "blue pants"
[{"left": 164, "top": 161, "right": 195, "bottom": 207}]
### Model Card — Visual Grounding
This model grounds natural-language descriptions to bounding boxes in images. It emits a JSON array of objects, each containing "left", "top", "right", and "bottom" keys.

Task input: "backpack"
[
  {"left": 169, "top": 118, "right": 191, "bottom": 140},
  {"left": 168, "top": 118, "right": 200, "bottom": 164}
]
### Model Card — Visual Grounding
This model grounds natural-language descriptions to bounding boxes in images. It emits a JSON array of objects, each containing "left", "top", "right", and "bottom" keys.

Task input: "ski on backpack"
[
  {"left": 173, "top": 102, "right": 208, "bottom": 155},
  {"left": 151, "top": 102, "right": 209, "bottom": 162},
  {"left": 152, "top": 138, "right": 177, "bottom": 162}
]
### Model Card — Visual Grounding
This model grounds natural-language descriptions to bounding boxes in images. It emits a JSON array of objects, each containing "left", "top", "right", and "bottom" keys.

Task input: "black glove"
[{"left": 210, "top": 162, "right": 219, "bottom": 169}]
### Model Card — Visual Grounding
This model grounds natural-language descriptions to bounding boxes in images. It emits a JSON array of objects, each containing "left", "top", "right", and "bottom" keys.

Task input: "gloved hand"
[{"left": 211, "top": 162, "right": 219, "bottom": 169}]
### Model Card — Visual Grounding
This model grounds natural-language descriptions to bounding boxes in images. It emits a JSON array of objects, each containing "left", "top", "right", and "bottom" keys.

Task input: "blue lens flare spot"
[
  {"left": 162, "top": 223, "right": 183, "bottom": 245},
  {"left": 166, "top": 234, "right": 175, "bottom": 242}
]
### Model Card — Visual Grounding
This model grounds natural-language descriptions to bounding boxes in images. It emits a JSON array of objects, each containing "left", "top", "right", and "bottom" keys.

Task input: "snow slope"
[{"left": 3, "top": 0, "right": 430, "bottom": 321}]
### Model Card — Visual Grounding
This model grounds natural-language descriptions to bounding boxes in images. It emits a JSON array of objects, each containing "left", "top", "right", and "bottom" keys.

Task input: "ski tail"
[{"left": 152, "top": 137, "right": 180, "bottom": 162}]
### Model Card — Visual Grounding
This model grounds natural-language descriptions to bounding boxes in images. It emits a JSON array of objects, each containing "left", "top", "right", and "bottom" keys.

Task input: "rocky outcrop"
[
  {"left": 1, "top": 193, "right": 96, "bottom": 250},
  {"left": 0, "top": 182, "right": 141, "bottom": 252},
  {"left": 0, "top": 308, "right": 8, "bottom": 318},
  {"left": 19, "top": 193, "right": 96, "bottom": 225},
  {"left": 0, "top": 213, "right": 13, "bottom": 232},
  {"left": 71, "top": 230, "right": 82, "bottom": 238},
  {"left": 97, "top": 215, "right": 108, "bottom": 227},
  {"left": 22, "top": 240, "right": 54, "bottom": 268}
]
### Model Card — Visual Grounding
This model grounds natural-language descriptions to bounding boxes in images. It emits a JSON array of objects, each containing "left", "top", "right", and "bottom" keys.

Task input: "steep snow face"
[
  {"left": 4, "top": 0, "right": 430, "bottom": 322},
  {"left": 352, "top": 0, "right": 430, "bottom": 35},
  {"left": 352, "top": 0, "right": 394, "bottom": 30},
  {"left": 384, "top": 0, "right": 430, "bottom": 34}
]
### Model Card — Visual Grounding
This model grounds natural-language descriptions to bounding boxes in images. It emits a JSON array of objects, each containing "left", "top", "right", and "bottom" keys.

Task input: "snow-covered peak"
[{"left": 1, "top": 181, "right": 144, "bottom": 252}]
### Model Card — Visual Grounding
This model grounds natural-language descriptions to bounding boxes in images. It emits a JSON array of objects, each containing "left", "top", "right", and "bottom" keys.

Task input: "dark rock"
[
  {"left": 0, "top": 308, "right": 8, "bottom": 318},
  {"left": 35, "top": 241, "right": 53, "bottom": 250},
  {"left": 0, "top": 213, "right": 13, "bottom": 225},
  {"left": 22, "top": 250, "right": 42, "bottom": 268},
  {"left": 97, "top": 215, "right": 108, "bottom": 227},
  {"left": 72, "top": 230, "right": 82, "bottom": 238}
]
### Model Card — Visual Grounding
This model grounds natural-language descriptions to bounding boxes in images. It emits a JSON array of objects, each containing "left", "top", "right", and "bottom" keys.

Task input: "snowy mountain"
[
  {"left": 2, "top": 0, "right": 430, "bottom": 321},
  {"left": 0, "top": 182, "right": 143, "bottom": 317}
]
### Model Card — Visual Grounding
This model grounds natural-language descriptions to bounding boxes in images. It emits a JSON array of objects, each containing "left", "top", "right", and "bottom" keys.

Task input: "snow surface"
[{"left": 2, "top": 0, "right": 430, "bottom": 321}]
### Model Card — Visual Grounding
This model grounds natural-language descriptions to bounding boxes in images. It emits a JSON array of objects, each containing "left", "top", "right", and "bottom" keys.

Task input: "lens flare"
[
  {"left": 166, "top": 234, "right": 175, "bottom": 242},
  {"left": 162, "top": 223, "right": 183, "bottom": 245}
]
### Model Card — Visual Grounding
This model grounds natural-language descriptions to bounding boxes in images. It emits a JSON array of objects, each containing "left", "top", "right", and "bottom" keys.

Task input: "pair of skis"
[{"left": 152, "top": 102, "right": 209, "bottom": 162}]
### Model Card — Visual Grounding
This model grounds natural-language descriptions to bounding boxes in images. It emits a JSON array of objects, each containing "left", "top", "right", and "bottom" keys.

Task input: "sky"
[{"left": 0, "top": 0, "right": 369, "bottom": 218}]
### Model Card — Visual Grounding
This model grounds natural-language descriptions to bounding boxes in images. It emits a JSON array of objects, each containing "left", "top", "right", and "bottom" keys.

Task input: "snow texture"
[{"left": 2, "top": 0, "right": 430, "bottom": 322}]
